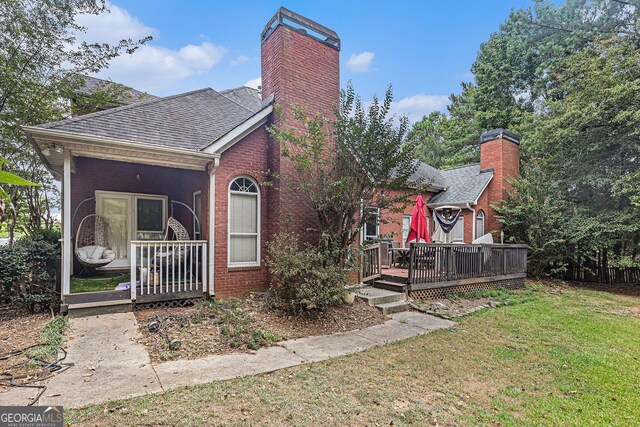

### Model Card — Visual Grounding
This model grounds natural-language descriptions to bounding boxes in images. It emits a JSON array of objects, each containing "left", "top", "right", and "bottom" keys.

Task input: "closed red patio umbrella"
[{"left": 406, "top": 195, "right": 431, "bottom": 244}]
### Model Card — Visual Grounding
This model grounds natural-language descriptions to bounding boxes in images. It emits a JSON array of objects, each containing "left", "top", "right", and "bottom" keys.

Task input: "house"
[{"left": 24, "top": 7, "right": 520, "bottom": 306}]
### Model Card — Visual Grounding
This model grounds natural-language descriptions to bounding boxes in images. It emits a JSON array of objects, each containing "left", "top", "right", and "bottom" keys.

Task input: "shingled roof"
[
  {"left": 220, "top": 87, "right": 262, "bottom": 112},
  {"left": 428, "top": 163, "right": 493, "bottom": 206},
  {"left": 74, "top": 75, "right": 158, "bottom": 106},
  {"left": 35, "top": 87, "right": 266, "bottom": 151}
]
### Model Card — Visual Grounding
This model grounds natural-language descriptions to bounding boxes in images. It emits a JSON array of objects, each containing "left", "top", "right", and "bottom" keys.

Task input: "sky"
[{"left": 77, "top": 0, "right": 535, "bottom": 123}]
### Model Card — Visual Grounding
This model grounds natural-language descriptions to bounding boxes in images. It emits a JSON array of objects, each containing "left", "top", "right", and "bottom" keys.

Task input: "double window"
[
  {"left": 228, "top": 177, "right": 260, "bottom": 266},
  {"left": 434, "top": 216, "right": 465, "bottom": 243}
]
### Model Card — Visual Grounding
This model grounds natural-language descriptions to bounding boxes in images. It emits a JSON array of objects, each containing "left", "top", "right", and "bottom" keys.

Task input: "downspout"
[
  {"left": 467, "top": 203, "right": 476, "bottom": 243},
  {"left": 208, "top": 158, "right": 220, "bottom": 298}
]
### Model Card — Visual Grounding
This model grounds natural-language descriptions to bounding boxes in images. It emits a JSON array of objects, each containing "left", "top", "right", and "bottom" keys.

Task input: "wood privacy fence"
[
  {"left": 408, "top": 243, "right": 528, "bottom": 286},
  {"left": 565, "top": 257, "right": 640, "bottom": 284}
]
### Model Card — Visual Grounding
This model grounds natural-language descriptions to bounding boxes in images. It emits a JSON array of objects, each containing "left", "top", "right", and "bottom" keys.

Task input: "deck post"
[
  {"left": 130, "top": 243, "right": 137, "bottom": 301},
  {"left": 61, "top": 149, "right": 72, "bottom": 297}
]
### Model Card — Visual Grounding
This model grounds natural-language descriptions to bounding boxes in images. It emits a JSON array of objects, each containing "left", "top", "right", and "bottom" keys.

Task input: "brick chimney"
[
  {"left": 261, "top": 7, "right": 340, "bottom": 243},
  {"left": 479, "top": 128, "right": 520, "bottom": 235}
]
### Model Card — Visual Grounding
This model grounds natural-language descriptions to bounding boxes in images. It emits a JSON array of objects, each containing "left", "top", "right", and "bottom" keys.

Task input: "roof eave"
[{"left": 23, "top": 126, "right": 219, "bottom": 176}]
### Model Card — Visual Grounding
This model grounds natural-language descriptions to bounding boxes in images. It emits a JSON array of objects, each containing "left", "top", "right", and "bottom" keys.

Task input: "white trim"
[
  {"left": 62, "top": 149, "right": 71, "bottom": 296},
  {"left": 227, "top": 175, "right": 261, "bottom": 267},
  {"left": 202, "top": 106, "right": 273, "bottom": 154},
  {"left": 193, "top": 190, "right": 202, "bottom": 240},
  {"left": 208, "top": 158, "right": 219, "bottom": 297},
  {"left": 473, "top": 174, "right": 494, "bottom": 205},
  {"left": 24, "top": 126, "right": 219, "bottom": 177}
]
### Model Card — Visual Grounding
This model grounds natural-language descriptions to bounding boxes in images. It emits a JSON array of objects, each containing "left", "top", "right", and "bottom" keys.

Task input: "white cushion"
[
  {"left": 77, "top": 245, "right": 98, "bottom": 260},
  {"left": 90, "top": 245, "right": 106, "bottom": 260},
  {"left": 102, "top": 249, "right": 115, "bottom": 259}
]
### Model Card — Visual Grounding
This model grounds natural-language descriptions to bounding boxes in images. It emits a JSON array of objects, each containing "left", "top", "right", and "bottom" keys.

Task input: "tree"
[
  {"left": 269, "top": 84, "right": 422, "bottom": 265},
  {"left": 424, "top": 0, "right": 640, "bottom": 168},
  {"left": 0, "top": 0, "right": 151, "bottom": 240}
]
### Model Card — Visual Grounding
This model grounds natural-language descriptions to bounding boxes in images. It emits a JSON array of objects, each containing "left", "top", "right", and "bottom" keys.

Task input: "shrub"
[
  {"left": 0, "top": 229, "right": 60, "bottom": 312},
  {"left": 266, "top": 232, "right": 348, "bottom": 313}
]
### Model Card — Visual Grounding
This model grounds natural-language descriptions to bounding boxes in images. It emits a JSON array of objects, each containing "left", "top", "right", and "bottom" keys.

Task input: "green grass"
[
  {"left": 70, "top": 273, "right": 130, "bottom": 293},
  {"left": 68, "top": 281, "right": 640, "bottom": 426},
  {"left": 29, "top": 316, "right": 68, "bottom": 362}
]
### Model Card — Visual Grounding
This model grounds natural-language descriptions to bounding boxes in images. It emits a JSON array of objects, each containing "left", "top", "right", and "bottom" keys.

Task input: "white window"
[
  {"left": 434, "top": 216, "right": 464, "bottom": 244},
  {"left": 475, "top": 210, "right": 485, "bottom": 239},
  {"left": 228, "top": 177, "right": 260, "bottom": 266},
  {"left": 452, "top": 217, "right": 465, "bottom": 243},
  {"left": 402, "top": 215, "right": 411, "bottom": 248},
  {"left": 193, "top": 191, "right": 202, "bottom": 240},
  {"left": 363, "top": 207, "right": 379, "bottom": 242}
]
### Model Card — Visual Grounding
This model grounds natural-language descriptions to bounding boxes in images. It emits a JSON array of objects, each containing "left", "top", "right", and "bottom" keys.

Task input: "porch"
[
  {"left": 23, "top": 127, "right": 219, "bottom": 311},
  {"left": 361, "top": 243, "right": 528, "bottom": 299}
]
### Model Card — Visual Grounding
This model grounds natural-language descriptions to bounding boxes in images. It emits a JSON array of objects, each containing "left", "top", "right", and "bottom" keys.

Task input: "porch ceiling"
[{"left": 24, "top": 127, "right": 219, "bottom": 180}]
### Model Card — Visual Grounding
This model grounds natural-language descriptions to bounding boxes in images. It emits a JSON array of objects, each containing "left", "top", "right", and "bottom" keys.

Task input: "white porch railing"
[{"left": 129, "top": 240, "right": 207, "bottom": 301}]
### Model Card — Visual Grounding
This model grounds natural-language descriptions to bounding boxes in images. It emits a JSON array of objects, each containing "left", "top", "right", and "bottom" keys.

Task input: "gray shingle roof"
[
  {"left": 36, "top": 88, "right": 261, "bottom": 151},
  {"left": 220, "top": 87, "right": 262, "bottom": 112},
  {"left": 74, "top": 75, "right": 158, "bottom": 105},
  {"left": 428, "top": 163, "right": 493, "bottom": 206},
  {"left": 407, "top": 161, "right": 447, "bottom": 190}
]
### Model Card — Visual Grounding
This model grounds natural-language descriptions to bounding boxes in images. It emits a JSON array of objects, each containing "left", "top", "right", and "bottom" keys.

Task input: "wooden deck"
[{"left": 363, "top": 243, "right": 529, "bottom": 297}]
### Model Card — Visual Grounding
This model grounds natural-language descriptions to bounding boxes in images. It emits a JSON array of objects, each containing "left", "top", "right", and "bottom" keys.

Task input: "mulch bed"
[
  {"left": 0, "top": 305, "right": 51, "bottom": 389},
  {"left": 134, "top": 293, "right": 385, "bottom": 363}
]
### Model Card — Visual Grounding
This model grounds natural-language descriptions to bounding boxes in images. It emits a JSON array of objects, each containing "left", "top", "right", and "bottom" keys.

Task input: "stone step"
[
  {"left": 357, "top": 286, "right": 406, "bottom": 306},
  {"left": 68, "top": 299, "right": 132, "bottom": 318},
  {"left": 373, "top": 280, "right": 408, "bottom": 293},
  {"left": 376, "top": 301, "right": 411, "bottom": 315}
]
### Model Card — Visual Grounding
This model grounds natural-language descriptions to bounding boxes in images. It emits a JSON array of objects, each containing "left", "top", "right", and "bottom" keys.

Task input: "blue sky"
[{"left": 78, "top": 0, "right": 534, "bottom": 122}]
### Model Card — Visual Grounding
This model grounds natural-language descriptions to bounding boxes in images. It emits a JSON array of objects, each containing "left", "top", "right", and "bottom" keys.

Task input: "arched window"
[
  {"left": 228, "top": 176, "right": 260, "bottom": 266},
  {"left": 475, "top": 210, "right": 485, "bottom": 239}
]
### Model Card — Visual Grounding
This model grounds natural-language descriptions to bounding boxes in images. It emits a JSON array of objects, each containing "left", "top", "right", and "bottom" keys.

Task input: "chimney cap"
[
  {"left": 261, "top": 7, "right": 340, "bottom": 50},
  {"left": 480, "top": 128, "right": 520, "bottom": 145}
]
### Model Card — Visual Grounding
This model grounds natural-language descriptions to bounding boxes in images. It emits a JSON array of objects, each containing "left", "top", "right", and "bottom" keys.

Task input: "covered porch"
[{"left": 24, "top": 126, "right": 220, "bottom": 308}]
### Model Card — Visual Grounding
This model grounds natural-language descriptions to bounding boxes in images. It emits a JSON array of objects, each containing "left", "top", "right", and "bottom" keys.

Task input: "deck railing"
[
  {"left": 130, "top": 240, "right": 207, "bottom": 301},
  {"left": 361, "top": 243, "right": 382, "bottom": 282},
  {"left": 408, "top": 243, "right": 528, "bottom": 285}
]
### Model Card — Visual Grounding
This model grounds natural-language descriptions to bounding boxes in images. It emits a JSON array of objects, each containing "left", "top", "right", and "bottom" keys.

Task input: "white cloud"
[
  {"left": 75, "top": 2, "right": 157, "bottom": 44},
  {"left": 390, "top": 94, "right": 450, "bottom": 123},
  {"left": 230, "top": 55, "right": 249, "bottom": 66},
  {"left": 347, "top": 51, "right": 374, "bottom": 73},
  {"left": 96, "top": 42, "right": 227, "bottom": 93},
  {"left": 244, "top": 77, "right": 262, "bottom": 90},
  {"left": 75, "top": 2, "right": 227, "bottom": 94}
]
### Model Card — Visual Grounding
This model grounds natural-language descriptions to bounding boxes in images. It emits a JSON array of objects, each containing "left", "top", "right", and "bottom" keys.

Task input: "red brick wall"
[
  {"left": 261, "top": 23, "right": 340, "bottom": 246},
  {"left": 70, "top": 158, "right": 208, "bottom": 273},
  {"left": 480, "top": 137, "right": 520, "bottom": 238},
  {"left": 213, "top": 127, "right": 271, "bottom": 299}
]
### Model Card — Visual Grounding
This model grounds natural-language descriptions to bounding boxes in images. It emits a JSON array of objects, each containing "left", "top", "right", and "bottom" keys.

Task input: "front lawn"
[{"left": 68, "top": 280, "right": 640, "bottom": 426}]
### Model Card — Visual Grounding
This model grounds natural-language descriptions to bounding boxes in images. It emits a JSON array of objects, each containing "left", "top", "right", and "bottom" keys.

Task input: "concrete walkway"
[{"left": 0, "top": 311, "right": 454, "bottom": 408}]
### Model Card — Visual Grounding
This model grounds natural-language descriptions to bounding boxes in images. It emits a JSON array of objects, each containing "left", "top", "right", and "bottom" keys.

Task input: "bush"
[
  {"left": 266, "top": 232, "right": 348, "bottom": 313},
  {"left": 0, "top": 229, "right": 60, "bottom": 312}
]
